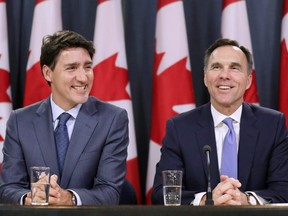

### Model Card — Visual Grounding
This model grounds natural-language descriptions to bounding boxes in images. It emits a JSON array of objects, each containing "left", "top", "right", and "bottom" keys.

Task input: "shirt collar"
[
  {"left": 211, "top": 104, "right": 242, "bottom": 127},
  {"left": 50, "top": 96, "right": 82, "bottom": 122}
]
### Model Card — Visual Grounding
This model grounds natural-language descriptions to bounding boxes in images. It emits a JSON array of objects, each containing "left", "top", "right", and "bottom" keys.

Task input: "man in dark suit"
[
  {"left": 0, "top": 30, "right": 129, "bottom": 205},
  {"left": 152, "top": 38, "right": 288, "bottom": 205}
]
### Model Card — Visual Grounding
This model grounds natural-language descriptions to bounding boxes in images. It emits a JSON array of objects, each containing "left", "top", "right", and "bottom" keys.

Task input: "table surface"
[{"left": 2, "top": 204, "right": 288, "bottom": 216}]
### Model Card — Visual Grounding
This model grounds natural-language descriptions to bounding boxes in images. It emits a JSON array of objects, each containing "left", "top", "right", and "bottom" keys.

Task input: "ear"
[
  {"left": 245, "top": 73, "right": 252, "bottom": 90},
  {"left": 203, "top": 72, "right": 208, "bottom": 87},
  {"left": 42, "top": 65, "right": 52, "bottom": 83}
]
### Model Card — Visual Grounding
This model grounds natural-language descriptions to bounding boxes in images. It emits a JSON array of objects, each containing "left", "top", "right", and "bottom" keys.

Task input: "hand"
[
  {"left": 24, "top": 192, "right": 32, "bottom": 205},
  {"left": 24, "top": 172, "right": 50, "bottom": 205},
  {"left": 48, "top": 174, "right": 74, "bottom": 205},
  {"left": 212, "top": 175, "right": 242, "bottom": 205}
]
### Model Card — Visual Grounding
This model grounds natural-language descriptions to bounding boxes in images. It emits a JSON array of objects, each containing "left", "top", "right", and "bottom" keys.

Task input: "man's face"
[
  {"left": 204, "top": 45, "right": 252, "bottom": 112},
  {"left": 43, "top": 47, "right": 93, "bottom": 110}
]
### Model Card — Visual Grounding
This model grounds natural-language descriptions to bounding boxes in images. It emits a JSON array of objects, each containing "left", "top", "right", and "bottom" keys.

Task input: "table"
[{"left": 1, "top": 204, "right": 288, "bottom": 216}]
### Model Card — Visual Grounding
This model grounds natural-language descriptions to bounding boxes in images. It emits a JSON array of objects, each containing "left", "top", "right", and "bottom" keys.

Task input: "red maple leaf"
[
  {"left": 243, "top": 69, "right": 259, "bottom": 103},
  {"left": 151, "top": 52, "right": 195, "bottom": 144},
  {"left": 91, "top": 53, "right": 130, "bottom": 101},
  {"left": 0, "top": 69, "right": 11, "bottom": 102},
  {"left": 23, "top": 62, "right": 51, "bottom": 106},
  {"left": 158, "top": 0, "right": 181, "bottom": 10},
  {"left": 222, "top": 0, "right": 243, "bottom": 10}
]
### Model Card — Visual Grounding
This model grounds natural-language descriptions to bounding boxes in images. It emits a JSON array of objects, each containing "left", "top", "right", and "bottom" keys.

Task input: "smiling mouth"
[
  {"left": 72, "top": 85, "right": 87, "bottom": 91},
  {"left": 218, "top": 85, "right": 233, "bottom": 90}
]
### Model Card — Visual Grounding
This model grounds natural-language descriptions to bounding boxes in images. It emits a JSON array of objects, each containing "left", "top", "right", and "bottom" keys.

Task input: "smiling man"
[
  {"left": 152, "top": 38, "right": 288, "bottom": 205},
  {"left": 0, "top": 30, "right": 129, "bottom": 206}
]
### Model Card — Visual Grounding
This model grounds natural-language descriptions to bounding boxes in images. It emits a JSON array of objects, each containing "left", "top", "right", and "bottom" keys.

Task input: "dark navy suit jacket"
[
  {"left": 152, "top": 103, "right": 288, "bottom": 204},
  {"left": 0, "top": 96, "right": 129, "bottom": 205}
]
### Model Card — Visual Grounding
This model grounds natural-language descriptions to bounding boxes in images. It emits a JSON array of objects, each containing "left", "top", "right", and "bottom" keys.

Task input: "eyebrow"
[{"left": 230, "top": 62, "right": 242, "bottom": 68}]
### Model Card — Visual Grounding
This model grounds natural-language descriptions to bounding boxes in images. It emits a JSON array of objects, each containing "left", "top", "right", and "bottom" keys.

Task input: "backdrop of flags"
[
  {"left": 279, "top": 0, "right": 288, "bottom": 126},
  {"left": 0, "top": 0, "right": 12, "bottom": 171},
  {"left": 221, "top": 0, "right": 259, "bottom": 104},
  {"left": 23, "top": 0, "right": 62, "bottom": 106},
  {"left": 145, "top": 0, "right": 195, "bottom": 204},
  {"left": 91, "top": 0, "right": 141, "bottom": 203}
]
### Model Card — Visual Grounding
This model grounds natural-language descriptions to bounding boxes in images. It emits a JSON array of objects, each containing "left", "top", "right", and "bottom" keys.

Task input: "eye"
[
  {"left": 231, "top": 65, "right": 241, "bottom": 71},
  {"left": 211, "top": 64, "right": 221, "bottom": 70},
  {"left": 66, "top": 65, "right": 77, "bottom": 71},
  {"left": 84, "top": 65, "right": 93, "bottom": 71}
]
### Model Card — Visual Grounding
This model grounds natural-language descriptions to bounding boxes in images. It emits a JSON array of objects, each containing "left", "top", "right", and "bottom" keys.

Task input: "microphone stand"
[{"left": 203, "top": 145, "right": 214, "bottom": 205}]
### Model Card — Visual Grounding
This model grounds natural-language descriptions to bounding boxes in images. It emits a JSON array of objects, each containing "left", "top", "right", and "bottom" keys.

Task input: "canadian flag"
[
  {"left": 221, "top": 0, "right": 259, "bottom": 104},
  {"left": 279, "top": 0, "right": 288, "bottom": 126},
  {"left": 145, "top": 0, "right": 195, "bottom": 203},
  {"left": 91, "top": 0, "right": 141, "bottom": 203},
  {"left": 23, "top": 0, "right": 62, "bottom": 106},
  {"left": 0, "top": 0, "right": 12, "bottom": 171}
]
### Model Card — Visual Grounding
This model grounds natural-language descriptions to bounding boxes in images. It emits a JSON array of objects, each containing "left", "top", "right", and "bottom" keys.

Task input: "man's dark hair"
[
  {"left": 203, "top": 38, "right": 253, "bottom": 74},
  {"left": 40, "top": 30, "right": 95, "bottom": 85}
]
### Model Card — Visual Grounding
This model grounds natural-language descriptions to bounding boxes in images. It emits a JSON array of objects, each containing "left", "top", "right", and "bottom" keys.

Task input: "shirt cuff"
[
  {"left": 68, "top": 190, "right": 82, "bottom": 206},
  {"left": 245, "top": 191, "right": 268, "bottom": 205},
  {"left": 20, "top": 193, "right": 28, "bottom": 205},
  {"left": 190, "top": 192, "right": 206, "bottom": 205}
]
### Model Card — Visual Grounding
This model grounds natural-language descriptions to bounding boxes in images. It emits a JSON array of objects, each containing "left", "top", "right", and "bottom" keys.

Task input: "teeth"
[
  {"left": 73, "top": 86, "right": 86, "bottom": 90},
  {"left": 219, "top": 85, "right": 231, "bottom": 89}
]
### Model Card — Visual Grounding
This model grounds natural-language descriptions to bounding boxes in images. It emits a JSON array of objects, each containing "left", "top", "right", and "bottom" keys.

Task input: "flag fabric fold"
[
  {"left": 279, "top": 0, "right": 288, "bottom": 126},
  {"left": 221, "top": 0, "right": 259, "bottom": 104},
  {"left": 145, "top": 0, "right": 195, "bottom": 204},
  {"left": 23, "top": 0, "right": 62, "bottom": 106},
  {"left": 0, "top": 0, "right": 12, "bottom": 171},
  {"left": 91, "top": 0, "right": 141, "bottom": 203}
]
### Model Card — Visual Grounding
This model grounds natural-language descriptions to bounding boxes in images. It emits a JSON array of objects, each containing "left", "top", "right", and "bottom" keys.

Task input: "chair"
[{"left": 119, "top": 179, "right": 138, "bottom": 205}]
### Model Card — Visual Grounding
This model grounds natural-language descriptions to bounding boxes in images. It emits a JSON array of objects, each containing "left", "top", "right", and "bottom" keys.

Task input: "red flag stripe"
[
  {"left": 279, "top": 0, "right": 288, "bottom": 126},
  {"left": 0, "top": 0, "right": 12, "bottom": 172}
]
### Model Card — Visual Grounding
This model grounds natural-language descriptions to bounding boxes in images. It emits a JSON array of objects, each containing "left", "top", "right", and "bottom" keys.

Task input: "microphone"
[{"left": 203, "top": 145, "right": 214, "bottom": 205}]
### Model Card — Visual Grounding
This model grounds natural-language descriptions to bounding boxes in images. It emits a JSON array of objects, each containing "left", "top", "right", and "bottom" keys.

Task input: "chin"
[{"left": 73, "top": 96, "right": 89, "bottom": 104}]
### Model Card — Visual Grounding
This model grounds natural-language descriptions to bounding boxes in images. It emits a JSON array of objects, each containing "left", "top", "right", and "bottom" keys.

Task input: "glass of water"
[
  {"left": 162, "top": 170, "right": 183, "bottom": 206},
  {"left": 30, "top": 166, "right": 50, "bottom": 205}
]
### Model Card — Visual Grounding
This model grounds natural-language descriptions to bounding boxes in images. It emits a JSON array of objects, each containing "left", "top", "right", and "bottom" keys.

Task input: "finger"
[
  {"left": 214, "top": 193, "right": 233, "bottom": 205},
  {"left": 49, "top": 186, "right": 60, "bottom": 198},
  {"left": 24, "top": 193, "right": 32, "bottom": 205},
  {"left": 221, "top": 177, "right": 242, "bottom": 189},
  {"left": 48, "top": 195, "right": 61, "bottom": 205},
  {"left": 50, "top": 175, "right": 59, "bottom": 189},
  {"left": 220, "top": 175, "right": 229, "bottom": 182},
  {"left": 225, "top": 199, "right": 242, "bottom": 205}
]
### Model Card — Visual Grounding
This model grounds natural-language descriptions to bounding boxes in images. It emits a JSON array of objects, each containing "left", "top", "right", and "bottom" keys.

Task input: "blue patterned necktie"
[
  {"left": 221, "top": 117, "right": 238, "bottom": 179},
  {"left": 54, "top": 112, "right": 71, "bottom": 173}
]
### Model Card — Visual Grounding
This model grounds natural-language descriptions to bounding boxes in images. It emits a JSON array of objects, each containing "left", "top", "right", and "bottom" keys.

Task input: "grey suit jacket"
[
  {"left": 152, "top": 103, "right": 288, "bottom": 204},
  {"left": 0, "top": 96, "right": 129, "bottom": 205}
]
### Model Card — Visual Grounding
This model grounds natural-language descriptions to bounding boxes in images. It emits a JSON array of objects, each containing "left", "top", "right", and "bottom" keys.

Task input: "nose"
[
  {"left": 219, "top": 68, "right": 230, "bottom": 79},
  {"left": 76, "top": 68, "right": 88, "bottom": 82}
]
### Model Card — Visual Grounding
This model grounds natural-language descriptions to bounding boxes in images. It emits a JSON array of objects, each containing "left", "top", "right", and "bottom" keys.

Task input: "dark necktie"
[
  {"left": 221, "top": 117, "right": 238, "bottom": 179},
  {"left": 54, "top": 112, "right": 71, "bottom": 173}
]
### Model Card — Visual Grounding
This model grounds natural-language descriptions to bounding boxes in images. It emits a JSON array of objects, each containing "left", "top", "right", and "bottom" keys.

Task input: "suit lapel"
[
  {"left": 196, "top": 104, "right": 220, "bottom": 189},
  {"left": 238, "top": 103, "right": 258, "bottom": 190},
  {"left": 33, "top": 99, "right": 60, "bottom": 176},
  {"left": 60, "top": 99, "right": 99, "bottom": 188}
]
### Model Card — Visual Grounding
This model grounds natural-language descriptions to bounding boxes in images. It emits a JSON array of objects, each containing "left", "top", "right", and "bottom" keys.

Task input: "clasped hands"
[
  {"left": 200, "top": 175, "right": 249, "bottom": 205},
  {"left": 25, "top": 174, "right": 74, "bottom": 205}
]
